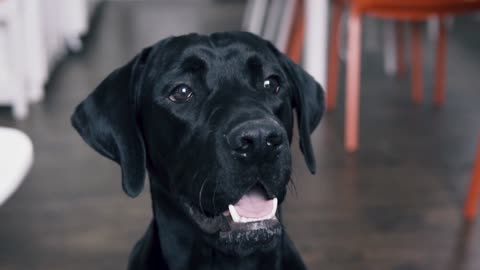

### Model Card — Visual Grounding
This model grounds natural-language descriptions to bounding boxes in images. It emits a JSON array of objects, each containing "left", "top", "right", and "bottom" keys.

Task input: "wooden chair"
[
  {"left": 465, "top": 138, "right": 480, "bottom": 220},
  {"left": 327, "top": 0, "right": 480, "bottom": 152}
]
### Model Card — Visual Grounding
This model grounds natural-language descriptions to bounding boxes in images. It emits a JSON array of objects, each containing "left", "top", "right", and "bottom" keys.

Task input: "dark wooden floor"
[{"left": 1, "top": 1, "right": 480, "bottom": 269}]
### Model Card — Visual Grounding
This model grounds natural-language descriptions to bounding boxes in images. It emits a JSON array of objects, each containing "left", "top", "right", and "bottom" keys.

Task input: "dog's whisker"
[
  {"left": 189, "top": 170, "right": 200, "bottom": 187},
  {"left": 212, "top": 175, "right": 218, "bottom": 214},
  {"left": 287, "top": 178, "right": 298, "bottom": 198},
  {"left": 198, "top": 176, "right": 209, "bottom": 215},
  {"left": 287, "top": 169, "right": 299, "bottom": 198}
]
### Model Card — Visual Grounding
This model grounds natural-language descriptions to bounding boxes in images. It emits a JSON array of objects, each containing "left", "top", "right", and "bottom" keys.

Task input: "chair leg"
[
  {"left": 411, "top": 22, "right": 424, "bottom": 104},
  {"left": 326, "top": 1, "right": 343, "bottom": 111},
  {"left": 434, "top": 18, "right": 447, "bottom": 107},
  {"left": 286, "top": 0, "right": 305, "bottom": 64},
  {"left": 465, "top": 139, "right": 480, "bottom": 220},
  {"left": 395, "top": 21, "right": 406, "bottom": 77},
  {"left": 344, "top": 10, "right": 362, "bottom": 152}
]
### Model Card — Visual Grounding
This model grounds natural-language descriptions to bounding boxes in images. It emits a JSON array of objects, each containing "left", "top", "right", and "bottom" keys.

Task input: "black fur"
[{"left": 71, "top": 32, "right": 324, "bottom": 270}]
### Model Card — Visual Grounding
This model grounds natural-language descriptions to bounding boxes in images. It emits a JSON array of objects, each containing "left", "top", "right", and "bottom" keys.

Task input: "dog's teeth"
[
  {"left": 228, "top": 205, "right": 240, "bottom": 222},
  {"left": 262, "top": 198, "right": 278, "bottom": 220},
  {"left": 271, "top": 198, "right": 278, "bottom": 218}
]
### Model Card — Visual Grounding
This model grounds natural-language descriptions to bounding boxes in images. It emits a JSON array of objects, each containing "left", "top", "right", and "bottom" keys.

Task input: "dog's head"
[{"left": 71, "top": 32, "right": 324, "bottom": 256}]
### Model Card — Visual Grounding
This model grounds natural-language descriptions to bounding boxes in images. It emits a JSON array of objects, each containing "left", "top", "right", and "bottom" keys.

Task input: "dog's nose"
[{"left": 226, "top": 120, "right": 285, "bottom": 159}]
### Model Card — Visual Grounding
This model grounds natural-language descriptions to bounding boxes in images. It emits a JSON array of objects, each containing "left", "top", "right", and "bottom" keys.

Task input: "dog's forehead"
[
  {"left": 153, "top": 33, "right": 275, "bottom": 67},
  {"left": 143, "top": 33, "right": 287, "bottom": 97}
]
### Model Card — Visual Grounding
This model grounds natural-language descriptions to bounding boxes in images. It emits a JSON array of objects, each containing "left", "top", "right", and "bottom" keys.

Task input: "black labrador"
[{"left": 71, "top": 32, "right": 324, "bottom": 270}]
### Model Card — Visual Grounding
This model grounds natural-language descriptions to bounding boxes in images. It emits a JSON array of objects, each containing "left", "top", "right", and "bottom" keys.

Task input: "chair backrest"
[
  {"left": 350, "top": 0, "right": 480, "bottom": 18},
  {"left": 354, "top": 0, "right": 480, "bottom": 8}
]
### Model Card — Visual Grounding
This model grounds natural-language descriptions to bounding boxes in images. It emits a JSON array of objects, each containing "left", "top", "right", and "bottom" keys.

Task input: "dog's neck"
[{"left": 136, "top": 175, "right": 283, "bottom": 270}]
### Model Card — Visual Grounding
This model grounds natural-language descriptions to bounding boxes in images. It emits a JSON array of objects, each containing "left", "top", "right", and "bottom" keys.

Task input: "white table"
[{"left": 0, "top": 127, "right": 33, "bottom": 206}]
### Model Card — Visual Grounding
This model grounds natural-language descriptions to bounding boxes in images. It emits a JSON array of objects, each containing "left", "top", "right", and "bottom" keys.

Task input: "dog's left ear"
[
  {"left": 71, "top": 46, "right": 152, "bottom": 198},
  {"left": 271, "top": 46, "right": 325, "bottom": 174}
]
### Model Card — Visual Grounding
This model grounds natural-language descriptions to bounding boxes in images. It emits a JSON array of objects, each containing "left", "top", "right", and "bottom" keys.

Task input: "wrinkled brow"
[
  {"left": 182, "top": 46, "right": 215, "bottom": 60},
  {"left": 177, "top": 47, "right": 215, "bottom": 71},
  {"left": 180, "top": 55, "right": 207, "bottom": 72}
]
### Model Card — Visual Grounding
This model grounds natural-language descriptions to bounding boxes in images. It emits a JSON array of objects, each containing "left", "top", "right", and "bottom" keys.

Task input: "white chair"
[
  {"left": 242, "top": 0, "right": 269, "bottom": 36},
  {"left": 0, "top": 0, "right": 29, "bottom": 119},
  {"left": 0, "top": 127, "right": 33, "bottom": 206},
  {"left": 20, "top": 0, "right": 48, "bottom": 103},
  {"left": 303, "top": 0, "right": 330, "bottom": 86},
  {"left": 0, "top": 0, "right": 89, "bottom": 120},
  {"left": 42, "top": 0, "right": 89, "bottom": 62}
]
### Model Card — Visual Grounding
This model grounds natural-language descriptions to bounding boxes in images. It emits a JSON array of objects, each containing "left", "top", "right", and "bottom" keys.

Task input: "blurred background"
[{"left": 1, "top": 0, "right": 480, "bottom": 269}]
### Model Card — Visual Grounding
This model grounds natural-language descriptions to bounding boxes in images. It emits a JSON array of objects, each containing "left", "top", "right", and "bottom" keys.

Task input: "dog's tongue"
[{"left": 234, "top": 187, "right": 273, "bottom": 218}]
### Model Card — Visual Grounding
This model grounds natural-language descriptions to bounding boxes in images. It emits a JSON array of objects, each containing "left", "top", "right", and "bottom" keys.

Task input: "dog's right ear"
[{"left": 71, "top": 46, "right": 152, "bottom": 198}]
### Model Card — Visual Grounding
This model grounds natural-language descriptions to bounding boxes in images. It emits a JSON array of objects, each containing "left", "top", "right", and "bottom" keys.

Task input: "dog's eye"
[
  {"left": 263, "top": 76, "right": 281, "bottom": 94},
  {"left": 168, "top": 85, "right": 194, "bottom": 103}
]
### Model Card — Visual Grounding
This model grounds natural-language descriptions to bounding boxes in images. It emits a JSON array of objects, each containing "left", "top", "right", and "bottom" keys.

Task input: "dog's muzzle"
[
  {"left": 184, "top": 182, "right": 282, "bottom": 256},
  {"left": 181, "top": 119, "right": 288, "bottom": 255}
]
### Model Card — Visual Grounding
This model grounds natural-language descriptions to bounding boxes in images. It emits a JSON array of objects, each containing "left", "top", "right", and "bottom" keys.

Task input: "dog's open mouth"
[
  {"left": 184, "top": 183, "right": 282, "bottom": 254},
  {"left": 224, "top": 185, "right": 278, "bottom": 223}
]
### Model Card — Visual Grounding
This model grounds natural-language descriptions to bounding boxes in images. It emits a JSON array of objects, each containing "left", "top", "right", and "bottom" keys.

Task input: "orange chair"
[
  {"left": 465, "top": 139, "right": 480, "bottom": 220},
  {"left": 286, "top": 0, "right": 305, "bottom": 64},
  {"left": 327, "top": 0, "right": 480, "bottom": 152}
]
